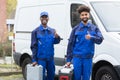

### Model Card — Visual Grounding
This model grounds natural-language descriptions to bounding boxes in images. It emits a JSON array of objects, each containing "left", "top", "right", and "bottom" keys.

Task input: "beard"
[{"left": 81, "top": 18, "right": 89, "bottom": 23}]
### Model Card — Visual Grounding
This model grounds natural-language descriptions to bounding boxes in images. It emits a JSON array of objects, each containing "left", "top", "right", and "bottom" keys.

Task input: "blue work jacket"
[
  {"left": 66, "top": 22, "right": 104, "bottom": 62},
  {"left": 31, "top": 25, "right": 60, "bottom": 62}
]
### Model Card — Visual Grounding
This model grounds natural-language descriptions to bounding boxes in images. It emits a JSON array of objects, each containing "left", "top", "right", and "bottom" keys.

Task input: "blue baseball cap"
[{"left": 40, "top": 11, "right": 49, "bottom": 17}]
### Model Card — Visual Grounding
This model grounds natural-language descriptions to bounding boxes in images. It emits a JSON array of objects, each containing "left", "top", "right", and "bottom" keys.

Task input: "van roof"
[
  {"left": 17, "top": 0, "right": 66, "bottom": 6},
  {"left": 17, "top": 0, "right": 120, "bottom": 7}
]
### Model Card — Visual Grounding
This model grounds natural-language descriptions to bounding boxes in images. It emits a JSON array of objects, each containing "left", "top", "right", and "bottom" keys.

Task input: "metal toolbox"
[{"left": 27, "top": 64, "right": 43, "bottom": 80}]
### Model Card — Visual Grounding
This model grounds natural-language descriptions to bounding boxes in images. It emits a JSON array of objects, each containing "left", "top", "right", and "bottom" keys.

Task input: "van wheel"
[
  {"left": 22, "top": 58, "right": 31, "bottom": 80},
  {"left": 95, "top": 66, "right": 119, "bottom": 80}
]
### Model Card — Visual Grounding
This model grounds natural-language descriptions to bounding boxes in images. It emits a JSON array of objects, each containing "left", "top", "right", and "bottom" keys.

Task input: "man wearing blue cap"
[{"left": 31, "top": 11, "right": 61, "bottom": 80}]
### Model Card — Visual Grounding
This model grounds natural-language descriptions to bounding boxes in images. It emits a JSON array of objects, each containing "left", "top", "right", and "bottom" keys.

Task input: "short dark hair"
[{"left": 77, "top": 5, "right": 90, "bottom": 14}]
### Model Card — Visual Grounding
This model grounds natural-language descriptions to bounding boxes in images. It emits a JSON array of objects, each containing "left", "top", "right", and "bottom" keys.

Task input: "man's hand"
[
  {"left": 66, "top": 62, "right": 71, "bottom": 68},
  {"left": 85, "top": 34, "right": 91, "bottom": 40},
  {"left": 32, "top": 62, "right": 37, "bottom": 66},
  {"left": 54, "top": 30, "right": 59, "bottom": 38}
]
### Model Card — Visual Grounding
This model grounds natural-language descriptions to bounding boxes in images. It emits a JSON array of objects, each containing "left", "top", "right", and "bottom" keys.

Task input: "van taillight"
[
  {"left": 13, "top": 33, "right": 15, "bottom": 52},
  {"left": 13, "top": 42, "right": 15, "bottom": 52},
  {"left": 13, "top": 33, "right": 15, "bottom": 39}
]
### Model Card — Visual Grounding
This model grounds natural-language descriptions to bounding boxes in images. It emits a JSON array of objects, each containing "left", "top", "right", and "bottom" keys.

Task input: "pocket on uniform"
[
  {"left": 47, "top": 35, "right": 54, "bottom": 44},
  {"left": 75, "top": 31, "right": 84, "bottom": 42},
  {"left": 37, "top": 34, "right": 45, "bottom": 45},
  {"left": 37, "top": 34, "right": 43, "bottom": 39},
  {"left": 75, "top": 31, "right": 83, "bottom": 36}
]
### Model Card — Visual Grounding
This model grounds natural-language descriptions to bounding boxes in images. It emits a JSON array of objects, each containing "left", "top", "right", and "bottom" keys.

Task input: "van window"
[
  {"left": 71, "top": 4, "right": 96, "bottom": 28},
  {"left": 91, "top": 1, "right": 120, "bottom": 32},
  {"left": 71, "top": 4, "right": 81, "bottom": 28}
]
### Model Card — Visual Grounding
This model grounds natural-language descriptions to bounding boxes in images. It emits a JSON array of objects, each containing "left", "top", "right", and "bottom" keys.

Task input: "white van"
[{"left": 13, "top": 0, "right": 120, "bottom": 80}]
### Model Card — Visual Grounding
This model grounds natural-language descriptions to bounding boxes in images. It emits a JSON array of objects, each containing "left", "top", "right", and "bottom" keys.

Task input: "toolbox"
[
  {"left": 59, "top": 65, "right": 74, "bottom": 80},
  {"left": 27, "top": 64, "right": 43, "bottom": 80}
]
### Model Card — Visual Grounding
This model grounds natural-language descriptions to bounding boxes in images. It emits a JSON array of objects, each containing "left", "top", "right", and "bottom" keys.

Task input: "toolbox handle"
[{"left": 64, "top": 64, "right": 73, "bottom": 69}]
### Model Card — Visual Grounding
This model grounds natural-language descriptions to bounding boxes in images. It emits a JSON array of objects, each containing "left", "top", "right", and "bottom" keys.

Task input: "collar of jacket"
[
  {"left": 39, "top": 24, "right": 51, "bottom": 31},
  {"left": 79, "top": 21, "right": 91, "bottom": 28}
]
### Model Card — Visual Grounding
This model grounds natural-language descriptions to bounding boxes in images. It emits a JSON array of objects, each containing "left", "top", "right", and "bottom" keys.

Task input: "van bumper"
[
  {"left": 114, "top": 65, "right": 120, "bottom": 79},
  {"left": 13, "top": 52, "right": 22, "bottom": 66}
]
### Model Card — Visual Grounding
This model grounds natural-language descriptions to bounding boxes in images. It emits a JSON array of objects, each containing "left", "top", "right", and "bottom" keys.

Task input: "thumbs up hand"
[
  {"left": 54, "top": 30, "right": 59, "bottom": 38},
  {"left": 85, "top": 31, "right": 91, "bottom": 40}
]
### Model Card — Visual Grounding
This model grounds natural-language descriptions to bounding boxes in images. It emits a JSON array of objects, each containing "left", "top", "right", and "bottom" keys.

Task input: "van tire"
[
  {"left": 95, "top": 66, "right": 118, "bottom": 80},
  {"left": 22, "top": 58, "right": 31, "bottom": 80}
]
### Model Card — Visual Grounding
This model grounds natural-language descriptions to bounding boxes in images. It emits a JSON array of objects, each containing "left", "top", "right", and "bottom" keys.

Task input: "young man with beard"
[
  {"left": 31, "top": 11, "right": 61, "bottom": 80},
  {"left": 66, "top": 5, "right": 103, "bottom": 80}
]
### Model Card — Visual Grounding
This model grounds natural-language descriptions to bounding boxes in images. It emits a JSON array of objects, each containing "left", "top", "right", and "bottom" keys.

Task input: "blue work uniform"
[
  {"left": 31, "top": 25, "right": 60, "bottom": 80},
  {"left": 66, "top": 22, "right": 103, "bottom": 80}
]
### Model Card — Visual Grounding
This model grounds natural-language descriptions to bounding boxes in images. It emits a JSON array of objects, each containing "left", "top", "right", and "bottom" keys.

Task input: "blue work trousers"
[
  {"left": 73, "top": 58, "right": 92, "bottom": 80},
  {"left": 38, "top": 59, "right": 55, "bottom": 80}
]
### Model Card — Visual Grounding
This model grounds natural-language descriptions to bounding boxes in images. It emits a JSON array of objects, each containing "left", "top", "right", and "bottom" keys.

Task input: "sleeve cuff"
[
  {"left": 32, "top": 59, "right": 37, "bottom": 63},
  {"left": 90, "top": 35, "right": 96, "bottom": 40},
  {"left": 66, "top": 58, "right": 71, "bottom": 62}
]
